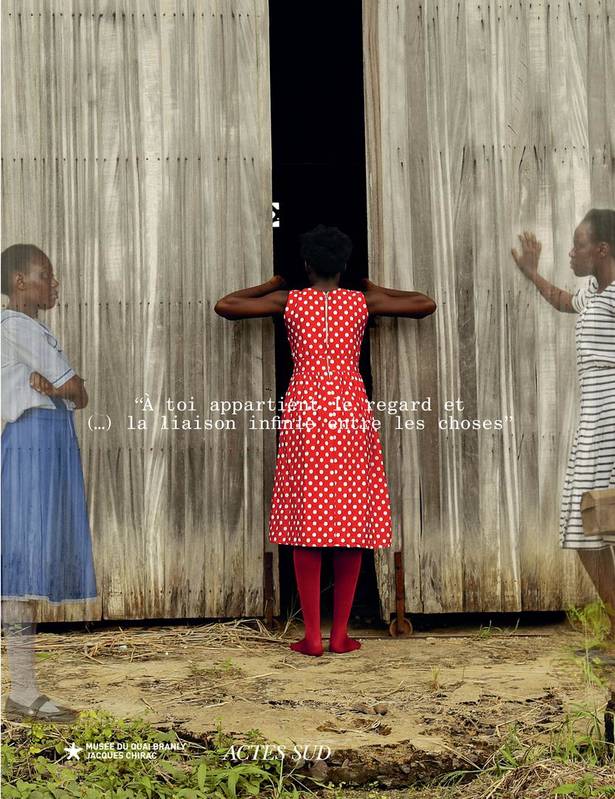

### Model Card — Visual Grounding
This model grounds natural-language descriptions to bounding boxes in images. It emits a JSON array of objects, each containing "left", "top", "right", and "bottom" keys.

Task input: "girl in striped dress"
[{"left": 512, "top": 209, "right": 615, "bottom": 637}]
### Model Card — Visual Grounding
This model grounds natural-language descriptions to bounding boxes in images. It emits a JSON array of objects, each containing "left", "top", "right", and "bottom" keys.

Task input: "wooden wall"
[
  {"left": 363, "top": 0, "right": 615, "bottom": 615},
  {"left": 1, "top": 0, "right": 276, "bottom": 621},
  {"left": 5, "top": 0, "right": 613, "bottom": 624}
]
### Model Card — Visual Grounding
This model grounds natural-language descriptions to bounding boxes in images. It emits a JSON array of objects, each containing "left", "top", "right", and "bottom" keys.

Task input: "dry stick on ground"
[
  {"left": 493, "top": 706, "right": 543, "bottom": 735},
  {"left": 4, "top": 620, "right": 288, "bottom": 662},
  {"left": 374, "top": 680, "right": 407, "bottom": 700},
  {"left": 159, "top": 671, "right": 279, "bottom": 706},
  {"left": 430, "top": 740, "right": 482, "bottom": 772},
  {"left": 479, "top": 761, "right": 615, "bottom": 799},
  {"left": 140, "top": 697, "right": 157, "bottom": 713}
]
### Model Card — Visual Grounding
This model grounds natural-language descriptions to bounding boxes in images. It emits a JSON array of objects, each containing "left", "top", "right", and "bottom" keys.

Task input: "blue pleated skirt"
[{"left": 1, "top": 399, "right": 98, "bottom": 602}]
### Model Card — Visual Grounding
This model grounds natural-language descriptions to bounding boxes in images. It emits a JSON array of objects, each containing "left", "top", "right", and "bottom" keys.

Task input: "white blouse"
[{"left": 1, "top": 309, "right": 76, "bottom": 423}]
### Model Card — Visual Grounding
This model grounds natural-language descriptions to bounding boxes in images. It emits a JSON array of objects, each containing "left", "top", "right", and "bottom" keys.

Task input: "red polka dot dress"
[{"left": 268, "top": 287, "right": 393, "bottom": 549}]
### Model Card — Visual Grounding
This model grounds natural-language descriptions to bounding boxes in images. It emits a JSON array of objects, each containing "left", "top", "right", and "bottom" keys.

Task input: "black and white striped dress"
[{"left": 560, "top": 276, "right": 615, "bottom": 549}]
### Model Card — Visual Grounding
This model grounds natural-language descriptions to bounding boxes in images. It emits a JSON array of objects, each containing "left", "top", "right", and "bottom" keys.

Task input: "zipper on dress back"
[{"left": 324, "top": 293, "right": 331, "bottom": 376}]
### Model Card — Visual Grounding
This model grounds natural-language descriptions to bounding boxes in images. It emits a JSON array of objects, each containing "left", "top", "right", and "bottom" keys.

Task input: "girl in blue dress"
[{"left": 1, "top": 244, "right": 98, "bottom": 721}]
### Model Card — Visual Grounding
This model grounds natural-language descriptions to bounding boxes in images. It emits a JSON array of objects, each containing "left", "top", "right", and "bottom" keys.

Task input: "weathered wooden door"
[
  {"left": 363, "top": 0, "right": 615, "bottom": 616},
  {"left": 2, "top": 0, "right": 276, "bottom": 621}
]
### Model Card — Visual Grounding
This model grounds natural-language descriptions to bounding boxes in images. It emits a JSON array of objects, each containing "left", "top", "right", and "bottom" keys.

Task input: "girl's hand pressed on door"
[{"left": 511, "top": 231, "right": 542, "bottom": 277}]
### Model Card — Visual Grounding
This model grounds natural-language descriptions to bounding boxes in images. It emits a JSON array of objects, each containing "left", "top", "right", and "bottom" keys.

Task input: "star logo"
[{"left": 64, "top": 742, "right": 83, "bottom": 761}]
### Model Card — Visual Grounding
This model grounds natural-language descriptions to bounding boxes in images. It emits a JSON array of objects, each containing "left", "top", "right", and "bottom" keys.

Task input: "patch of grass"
[
  {"left": 475, "top": 618, "right": 521, "bottom": 640},
  {"left": 552, "top": 774, "right": 615, "bottom": 797},
  {"left": 565, "top": 600, "right": 614, "bottom": 690},
  {"left": 476, "top": 621, "right": 504, "bottom": 639},
  {"left": 187, "top": 658, "right": 246, "bottom": 682},
  {"left": 429, "top": 666, "right": 441, "bottom": 692},
  {"left": 34, "top": 651, "right": 57, "bottom": 662},
  {"left": 1, "top": 710, "right": 325, "bottom": 798},
  {"left": 433, "top": 689, "right": 614, "bottom": 796},
  {"left": 566, "top": 600, "right": 612, "bottom": 652}
]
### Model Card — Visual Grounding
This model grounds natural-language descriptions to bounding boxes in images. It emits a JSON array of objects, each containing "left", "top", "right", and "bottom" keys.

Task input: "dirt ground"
[{"left": 2, "top": 618, "right": 614, "bottom": 790}]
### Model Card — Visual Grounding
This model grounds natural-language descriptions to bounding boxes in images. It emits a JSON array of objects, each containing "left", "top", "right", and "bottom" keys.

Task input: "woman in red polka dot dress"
[{"left": 215, "top": 225, "right": 436, "bottom": 656}]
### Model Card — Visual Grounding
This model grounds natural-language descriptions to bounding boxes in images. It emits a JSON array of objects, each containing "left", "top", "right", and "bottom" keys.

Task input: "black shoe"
[{"left": 3, "top": 694, "right": 81, "bottom": 723}]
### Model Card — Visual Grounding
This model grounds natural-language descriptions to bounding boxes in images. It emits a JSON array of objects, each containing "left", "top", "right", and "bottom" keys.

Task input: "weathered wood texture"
[
  {"left": 1, "top": 0, "right": 276, "bottom": 621},
  {"left": 363, "top": 0, "right": 615, "bottom": 615}
]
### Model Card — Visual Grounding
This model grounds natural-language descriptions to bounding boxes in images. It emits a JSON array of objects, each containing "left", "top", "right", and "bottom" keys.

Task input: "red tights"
[{"left": 290, "top": 546, "right": 363, "bottom": 656}]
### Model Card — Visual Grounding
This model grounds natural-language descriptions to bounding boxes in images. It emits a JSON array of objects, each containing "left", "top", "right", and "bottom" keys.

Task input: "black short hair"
[
  {"left": 582, "top": 208, "right": 615, "bottom": 254},
  {"left": 299, "top": 224, "right": 353, "bottom": 278},
  {"left": 1, "top": 244, "right": 47, "bottom": 295}
]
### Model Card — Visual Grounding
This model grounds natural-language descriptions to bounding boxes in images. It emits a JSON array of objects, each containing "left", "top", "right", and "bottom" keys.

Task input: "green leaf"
[
  {"left": 197, "top": 762, "right": 207, "bottom": 792},
  {"left": 35, "top": 651, "right": 54, "bottom": 661},
  {"left": 157, "top": 761, "right": 188, "bottom": 782},
  {"left": 227, "top": 770, "right": 239, "bottom": 799}
]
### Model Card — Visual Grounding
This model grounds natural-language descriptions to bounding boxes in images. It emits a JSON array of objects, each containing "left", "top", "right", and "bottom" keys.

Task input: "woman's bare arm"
[
  {"left": 511, "top": 231, "right": 575, "bottom": 313},
  {"left": 361, "top": 279, "right": 437, "bottom": 318},
  {"left": 214, "top": 276, "right": 289, "bottom": 319},
  {"left": 30, "top": 373, "right": 89, "bottom": 409}
]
